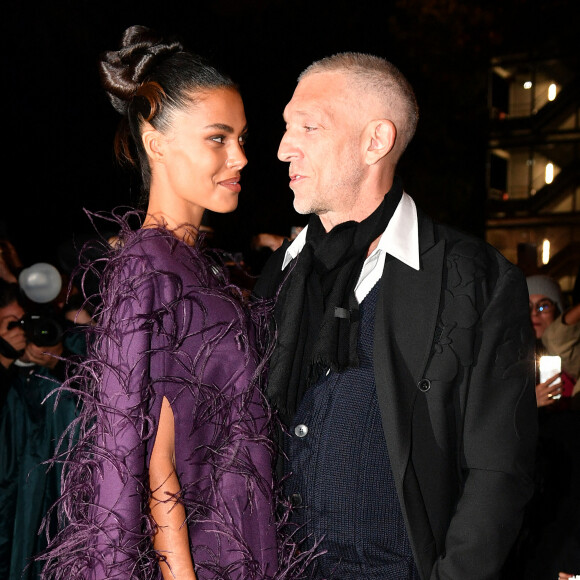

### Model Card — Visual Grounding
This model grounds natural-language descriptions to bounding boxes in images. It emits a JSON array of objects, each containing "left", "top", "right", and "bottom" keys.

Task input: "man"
[
  {"left": 0, "top": 280, "right": 79, "bottom": 579},
  {"left": 255, "top": 53, "right": 538, "bottom": 579},
  {"left": 0, "top": 283, "right": 27, "bottom": 407}
]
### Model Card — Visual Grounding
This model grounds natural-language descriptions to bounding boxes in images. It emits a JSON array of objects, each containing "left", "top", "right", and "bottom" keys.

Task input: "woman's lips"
[{"left": 218, "top": 178, "right": 241, "bottom": 193}]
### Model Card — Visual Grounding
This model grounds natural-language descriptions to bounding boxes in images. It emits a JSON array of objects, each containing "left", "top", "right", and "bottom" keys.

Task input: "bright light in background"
[
  {"left": 545, "top": 162, "right": 554, "bottom": 184},
  {"left": 523, "top": 81, "right": 532, "bottom": 89},
  {"left": 548, "top": 83, "right": 557, "bottom": 101},
  {"left": 542, "top": 239, "right": 550, "bottom": 265}
]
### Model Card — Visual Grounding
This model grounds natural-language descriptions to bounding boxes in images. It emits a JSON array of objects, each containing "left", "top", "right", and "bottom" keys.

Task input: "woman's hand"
[{"left": 535, "top": 373, "right": 562, "bottom": 407}]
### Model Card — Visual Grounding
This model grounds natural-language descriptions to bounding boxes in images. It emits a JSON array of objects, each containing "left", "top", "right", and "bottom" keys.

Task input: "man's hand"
[
  {"left": 0, "top": 311, "right": 26, "bottom": 367},
  {"left": 21, "top": 342, "right": 64, "bottom": 370}
]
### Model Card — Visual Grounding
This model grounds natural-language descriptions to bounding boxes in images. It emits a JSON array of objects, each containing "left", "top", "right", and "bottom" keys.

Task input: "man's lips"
[{"left": 290, "top": 174, "right": 307, "bottom": 184}]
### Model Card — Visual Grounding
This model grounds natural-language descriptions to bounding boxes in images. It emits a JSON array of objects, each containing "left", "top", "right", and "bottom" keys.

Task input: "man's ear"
[
  {"left": 142, "top": 127, "right": 165, "bottom": 162},
  {"left": 364, "top": 119, "right": 396, "bottom": 165}
]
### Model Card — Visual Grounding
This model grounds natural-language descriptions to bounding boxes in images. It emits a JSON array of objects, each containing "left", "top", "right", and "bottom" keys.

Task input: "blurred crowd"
[{"left": 0, "top": 237, "right": 93, "bottom": 579}]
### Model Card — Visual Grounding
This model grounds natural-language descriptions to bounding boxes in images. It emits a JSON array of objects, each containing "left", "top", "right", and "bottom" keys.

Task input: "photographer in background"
[
  {"left": 0, "top": 281, "right": 26, "bottom": 407},
  {"left": 0, "top": 277, "right": 81, "bottom": 580}
]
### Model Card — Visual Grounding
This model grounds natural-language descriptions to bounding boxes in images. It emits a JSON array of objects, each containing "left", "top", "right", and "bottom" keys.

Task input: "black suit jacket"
[{"left": 256, "top": 208, "right": 538, "bottom": 579}]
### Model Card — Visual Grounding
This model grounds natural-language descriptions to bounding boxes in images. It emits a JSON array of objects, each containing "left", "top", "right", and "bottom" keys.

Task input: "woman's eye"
[
  {"left": 210, "top": 135, "right": 226, "bottom": 144},
  {"left": 239, "top": 134, "right": 247, "bottom": 146},
  {"left": 304, "top": 126, "right": 317, "bottom": 132}
]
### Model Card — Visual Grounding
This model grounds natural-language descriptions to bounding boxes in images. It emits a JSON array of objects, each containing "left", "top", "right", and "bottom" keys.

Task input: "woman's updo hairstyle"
[{"left": 99, "top": 25, "right": 237, "bottom": 193}]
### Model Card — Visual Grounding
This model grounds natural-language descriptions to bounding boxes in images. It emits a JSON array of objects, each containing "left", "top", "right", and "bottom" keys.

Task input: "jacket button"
[
  {"left": 294, "top": 424, "right": 308, "bottom": 438},
  {"left": 417, "top": 379, "right": 431, "bottom": 392},
  {"left": 290, "top": 492, "right": 302, "bottom": 507}
]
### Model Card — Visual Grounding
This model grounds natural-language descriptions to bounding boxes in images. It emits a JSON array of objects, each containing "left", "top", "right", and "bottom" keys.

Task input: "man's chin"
[{"left": 292, "top": 195, "right": 315, "bottom": 216}]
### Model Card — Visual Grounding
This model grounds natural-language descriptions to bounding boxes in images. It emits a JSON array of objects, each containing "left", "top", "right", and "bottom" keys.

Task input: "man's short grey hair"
[{"left": 299, "top": 52, "right": 419, "bottom": 153}]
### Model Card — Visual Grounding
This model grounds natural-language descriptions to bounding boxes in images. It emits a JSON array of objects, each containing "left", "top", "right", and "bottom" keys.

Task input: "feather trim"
[{"left": 37, "top": 210, "right": 321, "bottom": 580}]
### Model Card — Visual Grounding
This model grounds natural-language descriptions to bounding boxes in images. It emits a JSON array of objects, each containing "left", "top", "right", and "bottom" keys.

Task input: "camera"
[{"left": 8, "top": 313, "right": 64, "bottom": 347}]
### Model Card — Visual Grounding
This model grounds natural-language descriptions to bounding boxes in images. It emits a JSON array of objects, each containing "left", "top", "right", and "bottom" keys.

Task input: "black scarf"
[{"left": 269, "top": 177, "right": 403, "bottom": 424}]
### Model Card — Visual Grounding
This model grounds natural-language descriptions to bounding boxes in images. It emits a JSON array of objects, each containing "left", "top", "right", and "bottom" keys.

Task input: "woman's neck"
[
  {"left": 143, "top": 190, "right": 203, "bottom": 245},
  {"left": 142, "top": 211, "right": 201, "bottom": 246}
]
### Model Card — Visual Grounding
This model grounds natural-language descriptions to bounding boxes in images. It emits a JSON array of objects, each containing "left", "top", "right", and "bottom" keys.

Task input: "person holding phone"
[
  {"left": 527, "top": 275, "right": 580, "bottom": 407},
  {"left": 505, "top": 275, "right": 580, "bottom": 578}
]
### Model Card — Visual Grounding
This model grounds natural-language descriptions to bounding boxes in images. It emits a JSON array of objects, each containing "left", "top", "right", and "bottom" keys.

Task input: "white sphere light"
[{"left": 18, "top": 262, "right": 63, "bottom": 303}]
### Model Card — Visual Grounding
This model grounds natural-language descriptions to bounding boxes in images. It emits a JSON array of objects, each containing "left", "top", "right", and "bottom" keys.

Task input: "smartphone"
[{"left": 539, "top": 355, "right": 562, "bottom": 399}]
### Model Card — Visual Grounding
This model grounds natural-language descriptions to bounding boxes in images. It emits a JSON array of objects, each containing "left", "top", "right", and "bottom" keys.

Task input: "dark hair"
[
  {"left": 0, "top": 279, "right": 21, "bottom": 309},
  {"left": 99, "top": 25, "right": 237, "bottom": 195},
  {"left": 0, "top": 239, "right": 22, "bottom": 277}
]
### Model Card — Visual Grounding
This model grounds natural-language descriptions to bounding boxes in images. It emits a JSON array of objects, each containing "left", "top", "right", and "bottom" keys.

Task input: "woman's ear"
[
  {"left": 142, "top": 127, "right": 165, "bottom": 162},
  {"left": 364, "top": 119, "right": 396, "bottom": 165}
]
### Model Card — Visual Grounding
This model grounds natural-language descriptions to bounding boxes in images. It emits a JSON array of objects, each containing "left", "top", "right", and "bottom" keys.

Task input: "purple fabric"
[{"left": 39, "top": 223, "right": 301, "bottom": 579}]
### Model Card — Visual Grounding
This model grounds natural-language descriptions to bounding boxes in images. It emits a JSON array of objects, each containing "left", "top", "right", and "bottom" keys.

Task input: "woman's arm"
[{"left": 149, "top": 396, "right": 197, "bottom": 580}]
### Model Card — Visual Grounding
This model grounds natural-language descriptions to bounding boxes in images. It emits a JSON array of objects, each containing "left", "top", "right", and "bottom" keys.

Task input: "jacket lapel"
[{"left": 374, "top": 214, "right": 445, "bottom": 483}]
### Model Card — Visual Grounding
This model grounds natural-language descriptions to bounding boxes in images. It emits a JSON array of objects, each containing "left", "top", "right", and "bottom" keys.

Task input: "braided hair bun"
[{"left": 99, "top": 25, "right": 183, "bottom": 115}]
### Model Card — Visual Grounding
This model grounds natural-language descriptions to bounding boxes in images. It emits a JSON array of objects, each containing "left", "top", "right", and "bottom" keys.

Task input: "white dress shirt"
[{"left": 281, "top": 192, "right": 421, "bottom": 303}]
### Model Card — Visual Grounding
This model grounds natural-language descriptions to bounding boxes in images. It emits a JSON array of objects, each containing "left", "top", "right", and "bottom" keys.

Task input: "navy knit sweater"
[{"left": 284, "top": 281, "right": 420, "bottom": 579}]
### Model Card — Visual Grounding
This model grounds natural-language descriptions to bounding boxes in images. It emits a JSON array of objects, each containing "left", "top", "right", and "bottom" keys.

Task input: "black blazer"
[{"left": 256, "top": 208, "right": 538, "bottom": 579}]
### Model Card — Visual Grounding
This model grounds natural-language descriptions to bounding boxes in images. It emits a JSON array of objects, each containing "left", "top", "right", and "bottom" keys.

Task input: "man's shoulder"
[
  {"left": 423, "top": 213, "right": 516, "bottom": 272},
  {"left": 253, "top": 240, "right": 292, "bottom": 298}
]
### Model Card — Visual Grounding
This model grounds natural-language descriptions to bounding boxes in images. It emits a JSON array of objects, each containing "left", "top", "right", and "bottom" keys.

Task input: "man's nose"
[{"left": 278, "top": 131, "right": 299, "bottom": 162}]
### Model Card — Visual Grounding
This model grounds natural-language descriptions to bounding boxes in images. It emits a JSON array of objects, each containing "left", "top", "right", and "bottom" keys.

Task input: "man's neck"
[
  {"left": 319, "top": 199, "right": 383, "bottom": 232},
  {"left": 318, "top": 175, "right": 395, "bottom": 233}
]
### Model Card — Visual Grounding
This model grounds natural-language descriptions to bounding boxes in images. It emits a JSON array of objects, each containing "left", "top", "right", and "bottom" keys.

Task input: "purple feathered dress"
[{"left": 40, "top": 223, "right": 296, "bottom": 580}]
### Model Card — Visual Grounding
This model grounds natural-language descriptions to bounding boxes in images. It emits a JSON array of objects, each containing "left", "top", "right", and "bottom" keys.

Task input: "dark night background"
[{"left": 2, "top": 0, "right": 577, "bottom": 272}]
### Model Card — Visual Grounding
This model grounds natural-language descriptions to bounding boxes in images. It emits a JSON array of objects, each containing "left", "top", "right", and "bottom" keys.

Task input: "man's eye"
[{"left": 304, "top": 126, "right": 317, "bottom": 132}]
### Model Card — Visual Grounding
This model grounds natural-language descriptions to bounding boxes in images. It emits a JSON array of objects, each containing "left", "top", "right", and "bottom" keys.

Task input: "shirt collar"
[{"left": 281, "top": 191, "right": 420, "bottom": 271}]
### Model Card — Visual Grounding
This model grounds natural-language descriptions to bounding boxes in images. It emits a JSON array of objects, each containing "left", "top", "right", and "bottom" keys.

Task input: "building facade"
[{"left": 486, "top": 53, "right": 580, "bottom": 297}]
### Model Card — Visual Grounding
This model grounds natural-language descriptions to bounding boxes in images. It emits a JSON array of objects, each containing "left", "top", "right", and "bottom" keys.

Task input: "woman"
[
  {"left": 504, "top": 275, "right": 580, "bottom": 578},
  {"left": 40, "top": 25, "right": 291, "bottom": 580},
  {"left": 528, "top": 275, "right": 579, "bottom": 407}
]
